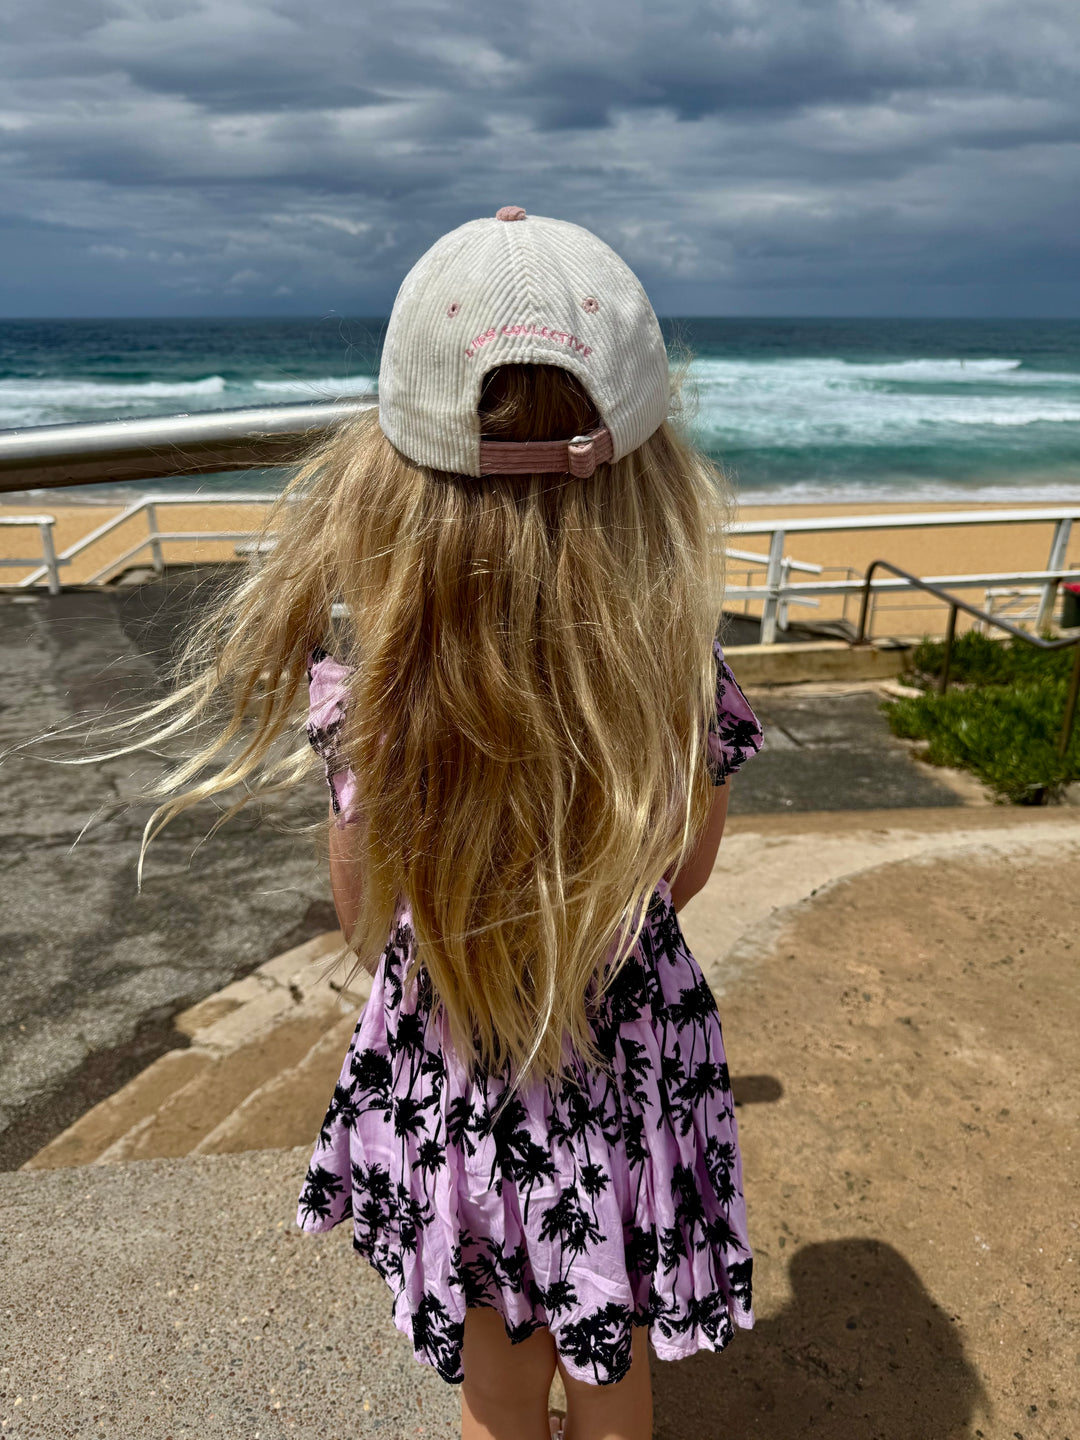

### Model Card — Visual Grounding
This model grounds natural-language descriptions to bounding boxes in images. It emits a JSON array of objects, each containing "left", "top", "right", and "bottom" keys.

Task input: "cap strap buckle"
[{"left": 478, "top": 424, "right": 613, "bottom": 478}]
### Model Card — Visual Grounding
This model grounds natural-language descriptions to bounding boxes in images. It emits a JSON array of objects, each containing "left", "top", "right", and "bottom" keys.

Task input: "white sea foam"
[
  {"left": 688, "top": 356, "right": 1078, "bottom": 387},
  {"left": 251, "top": 376, "right": 375, "bottom": 397},
  {"left": 732, "top": 475, "right": 1080, "bottom": 506},
  {"left": 685, "top": 355, "right": 1080, "bottom": 444},
  {"left": 0, "top": 372, "right": 376, "bottom": 429},
  {"left": 0, "top": 375, "right": 228, "bottom": 406}
]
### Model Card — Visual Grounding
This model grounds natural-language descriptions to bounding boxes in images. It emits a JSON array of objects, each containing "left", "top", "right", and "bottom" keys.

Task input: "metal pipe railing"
[
  {"left": 724, "top": 568, "right": 1078, "bottom": 600},
  {"left": 855, "top": 559, "right": 1080, "bottom": 757},
  {"left": 0, "top": 408, "right": 1078, "bottom": 631},
  {"left": 16, "top": 492, "right": 281, "bottom": 590},
  {"left": 0, "top": 399, "right": 372, "bottom": 493}
]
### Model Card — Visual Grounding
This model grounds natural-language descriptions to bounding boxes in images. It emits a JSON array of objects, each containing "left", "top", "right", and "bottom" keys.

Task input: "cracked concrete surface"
[{"left": 0, "top": 581, "right": 335, "bottom": 1169}]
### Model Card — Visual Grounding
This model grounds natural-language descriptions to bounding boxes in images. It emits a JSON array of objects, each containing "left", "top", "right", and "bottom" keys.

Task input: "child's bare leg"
[
  {"left": 558, "top": 1325, "right": 652, "bottom": 1440},
  {"left": 460, "top": 1306, "right": 558, "bottom": 1440}
]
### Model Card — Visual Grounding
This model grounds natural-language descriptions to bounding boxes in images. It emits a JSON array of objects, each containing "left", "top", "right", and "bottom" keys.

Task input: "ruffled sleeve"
[
  {"left": 706, "top": 638, "right": 764, "bottom": 785},
  {"left": 306, "top": 647, "right": 362, "bottom": 825}
]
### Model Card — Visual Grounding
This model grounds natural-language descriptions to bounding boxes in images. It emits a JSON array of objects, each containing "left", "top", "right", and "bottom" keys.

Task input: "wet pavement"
[{"left": 0, "top": 572, "right": 961, "bottom": 1170}]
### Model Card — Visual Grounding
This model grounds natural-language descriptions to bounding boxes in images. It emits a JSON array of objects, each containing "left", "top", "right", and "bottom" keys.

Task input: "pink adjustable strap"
[{"left": 478, "top": 425, "right": 613, "bottom": 478}]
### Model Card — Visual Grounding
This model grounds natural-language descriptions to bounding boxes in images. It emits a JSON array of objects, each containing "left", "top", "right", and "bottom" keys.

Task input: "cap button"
[{"left": 496, "top": 205, "right": 527, "bottom": 222}]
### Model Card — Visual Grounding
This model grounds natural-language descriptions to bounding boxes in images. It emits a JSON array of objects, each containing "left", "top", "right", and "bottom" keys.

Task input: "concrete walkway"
[{"left": 5, "top": 806, "right": 1079, "bottom": 1438}]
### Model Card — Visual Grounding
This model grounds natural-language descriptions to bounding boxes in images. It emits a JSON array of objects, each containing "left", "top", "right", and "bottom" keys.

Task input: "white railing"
[
  {"left": 6, "top": 497, "right": 1079, "bottom": 644},
  {"left": 727, "top": 508, "right": 1079, "bottom": 642},
  {"left": 15, "top": 493, "right": 280, "bottom": 590},
  {"left": 0, "top": 515, "right": 66, "bottom": 594}
]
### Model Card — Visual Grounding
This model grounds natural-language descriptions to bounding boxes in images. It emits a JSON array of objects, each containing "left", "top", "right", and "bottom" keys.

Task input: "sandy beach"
[{"left": 1, "top": 494, "right": 1077, "bottom": 640}]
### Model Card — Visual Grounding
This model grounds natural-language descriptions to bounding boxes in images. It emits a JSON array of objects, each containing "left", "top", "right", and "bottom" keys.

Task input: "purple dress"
[{"left": 297, "top": 640, "right": 764, "bottom": 1386}]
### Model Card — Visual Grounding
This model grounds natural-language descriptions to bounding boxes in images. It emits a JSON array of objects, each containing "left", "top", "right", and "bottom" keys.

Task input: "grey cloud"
[
  {"left": 0, "top": 0, "right": 1078, "bottom": 315},
  {"left": 11, "top": 0, "right": 1080, "bottom": 121}
]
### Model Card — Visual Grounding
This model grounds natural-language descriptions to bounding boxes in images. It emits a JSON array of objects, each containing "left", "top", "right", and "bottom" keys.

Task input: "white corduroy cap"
[{"left": 377, "top": 207, "right": 670, "bottom": 478}]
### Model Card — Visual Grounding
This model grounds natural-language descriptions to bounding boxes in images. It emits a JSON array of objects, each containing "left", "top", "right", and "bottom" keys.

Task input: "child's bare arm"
[
  {"left": 328, "top": 802, "right": 372, "bottom": 964},
  {"left": 666, "top": 782, "right": 731, "bottom": 914}
]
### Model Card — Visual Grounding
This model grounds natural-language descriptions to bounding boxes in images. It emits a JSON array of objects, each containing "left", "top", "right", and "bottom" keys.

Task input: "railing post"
[
  {"left": 1059, "top": 642, "right": 1080, "bottom": 758},
  {"left": 855, "top": 562, "right": 877, "bottom": 644},
  {"left": 777, "top": 559, "right": 792, "bottom": 633},
  {"left": 1037, "top": 518, "right": 1071, "bottom": 633},
  {"left": 840, "top": 567, "right": 855, "bottom": 627},
  {"left": 38, "top": 519, "right": 61, "bottom": 596},
  {"left": 145, "top": 503, "right": 165, "bottom": 574},
  {"left": 939, "top": 605, "right": 958, "bottom": 694},
  {"left": 759, "top": 529, "right": 785, "bottom": 645}
]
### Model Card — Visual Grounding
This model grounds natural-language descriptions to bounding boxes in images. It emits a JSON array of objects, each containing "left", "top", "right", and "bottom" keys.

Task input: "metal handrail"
[
  {"left": 730, "top": 508, "right": 1078, "bottom": 642},
  {"left": 16, "top": 492, "right": 281, "bottom": 589},
  {"left": 0, "top": 399, "right": 372, "bottom": 493},
  {"left": 726, "top": 545, "right": 823, "bottom": 577},
  {"left": 0, "top": 515, "right": 66, "bottom": 593},
  {"left": 723, "top": 568, "right": 1078, "bottom": 600},
  {"left": 854, "top": 559, "right": 1080, "bottom": 758}
]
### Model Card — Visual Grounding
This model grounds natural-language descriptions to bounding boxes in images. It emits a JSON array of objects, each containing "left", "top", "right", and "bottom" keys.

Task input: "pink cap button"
[{"left": 496, "top": 206, "right": 527, "bottom": 221}]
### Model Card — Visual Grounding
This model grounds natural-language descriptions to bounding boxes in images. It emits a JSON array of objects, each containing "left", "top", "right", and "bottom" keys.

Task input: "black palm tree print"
[
  {"left": 297, "top": 638, "right": 763, "bottom": 1386},
  {"left": 559, "top": 1302, "right": 635, "bottom": 1384},
  {"left": 297, "top": 1163, "right": 345, "bottom": 1226}
]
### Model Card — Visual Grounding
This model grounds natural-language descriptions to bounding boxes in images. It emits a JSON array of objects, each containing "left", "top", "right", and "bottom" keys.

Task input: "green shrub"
[
  {"left": 885, "top": 656, "right": 1080, "bottom": 804},
  {"left": 910, "top": 630, "right": 1076, "bottom": 688}
]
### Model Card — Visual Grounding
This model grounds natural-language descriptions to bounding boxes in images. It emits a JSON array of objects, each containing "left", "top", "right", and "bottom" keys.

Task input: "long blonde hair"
[{"left": 97, "top": 363, "right": 730, "bottom": 1082}]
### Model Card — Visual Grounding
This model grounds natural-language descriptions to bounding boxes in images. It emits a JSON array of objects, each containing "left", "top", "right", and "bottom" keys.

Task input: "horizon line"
[{"left": 2, "top": 312, "right": 1080, "bottom": 324}]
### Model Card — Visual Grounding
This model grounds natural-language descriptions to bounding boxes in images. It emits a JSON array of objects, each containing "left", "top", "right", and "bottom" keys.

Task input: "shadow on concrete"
[
  {"left": 0, "top": 572, "right": 340, "bottom": 1171},
  {"left": 113, "top": 563, "right": 239, "bottom": 682},
  {"left": 729, "top": 691, "right": 965, "bottom": 814},
  {"left": 731, "top": 1074, "right": 784, "bottom": 1105},
  {"left": 652, "top": 1239, "right": 988, "bottom": 1439},
  {"left": 719, "top": 613, "right": 856, "bottom": 649}
]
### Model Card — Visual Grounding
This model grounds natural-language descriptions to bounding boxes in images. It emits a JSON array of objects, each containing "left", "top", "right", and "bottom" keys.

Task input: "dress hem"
[
  {"left": 384, "top": 1288, "right": 754, "bottom": 1388},
  {"left": 295, "top": 1216, "right": 753, "bottom": 1388}
]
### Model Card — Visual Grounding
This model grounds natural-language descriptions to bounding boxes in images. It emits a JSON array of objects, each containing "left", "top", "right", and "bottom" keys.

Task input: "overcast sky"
[{"left": 2, "top": 0, "right": 1078, "bottom": 318}]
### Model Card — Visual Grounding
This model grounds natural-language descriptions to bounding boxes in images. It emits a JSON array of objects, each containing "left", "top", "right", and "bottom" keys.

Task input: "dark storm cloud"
[{"left": 1, "top": 0, "right": 1078, "bottom": 315}]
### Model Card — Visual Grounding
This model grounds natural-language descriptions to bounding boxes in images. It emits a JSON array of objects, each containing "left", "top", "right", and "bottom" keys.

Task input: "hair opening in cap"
[{"left": 479, "top": 364, "right": 600, "bottom": 447}]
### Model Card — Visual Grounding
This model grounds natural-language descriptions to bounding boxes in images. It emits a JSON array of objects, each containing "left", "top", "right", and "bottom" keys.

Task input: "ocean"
[{"left": 2, "top": 316, "right": 1079, "bottom": 504}]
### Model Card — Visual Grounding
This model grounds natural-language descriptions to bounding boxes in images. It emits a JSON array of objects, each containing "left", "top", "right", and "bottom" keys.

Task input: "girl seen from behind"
[{"left": 125, "top": 208, "right": 763, "bottom": 1440}]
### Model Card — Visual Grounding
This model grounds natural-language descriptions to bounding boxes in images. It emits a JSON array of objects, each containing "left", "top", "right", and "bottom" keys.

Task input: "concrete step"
[
  {"left": 193, "top": 1011, "right": 359, "bottom": 1155},
  {"left": 725, "top": 637, "right": 912, "bottom": 685},
  {"left": 18, "top": 1049, "right": 215, "bottom": 1170},
  {"left": 96, "top": 1010, "right": 348, "bottom": 1163},
  {"left": 24, "top": 931, "right": 370, "bottom": 1170}
]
